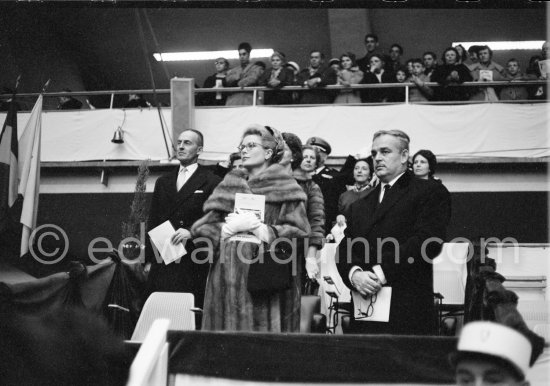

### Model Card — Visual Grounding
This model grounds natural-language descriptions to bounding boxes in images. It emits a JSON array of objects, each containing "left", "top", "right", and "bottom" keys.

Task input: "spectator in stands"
[
  {"left": 281, "top": 132, "right": 325, "bottom": 286},
  {"left": 0, "top": 308, "right": 130, "bottom": 386},
  {"left": 300, "top": 144, "right": 320, "bottom": 174},
  {"left": 388, "top": 66, "right": 408, "bottom": 102},
  {"left": 192, "top": 125, "right": 310, "bottom": 332},
  {"left": 200, "top": 57, "right": 229, "bottom": 106},
  {"left": 285, "top": 61, "right": 301, "bottom": 103},
  {"left": 225, "top": 42, "right": 263, "bottom": 106},
  {"left": 465, "top": 45, "right": 483, "bottom": 71},
  {"left": 357, "top": 33, "right": 385, "bottom": 74},
  {"left": 469, "top": 45, "right": 506, "bottom": 102},
  {"left": 500, "top": 58, "right": 536, "bottom": 101},
  {"left": 57, "top": 88, "right": 83, "bottom": 110},
  {"left": 124, "top": 93, "right": 150, "bottom": 108},
  {"left": 408, "top": 59, "right": 433, "bottom": 102},
  {"left": 405, "top": 59, "right": 414, "bottom": 76},
  {"left": 431, "top": 47, "right": 473, "bottom": 101},
  {"left": 454, "top": 44, "right": 468, "bottom": 65},
  {"left": 296, "top": 50, "right": 337, "bottom": 104},
  {"left": 423, "top": 51, "right": 438, "bottom": 78},
  {"left": 412, "top": 149, "right": 439, "bottom": 180},
  {"left": 338, "top": 157, "right": 373, "bottom": 219},
  {"left": 258, "top": 51, "right": 294, "bottom": 105},
  {"left": 526, "top": 41, "right": 548, "bottom": 100},
  {"left": 334, "top": 52, "right": 364, "bottom": 104},
  {"left": 305, "top": 137, "right": 347, "bottom": 230},
  {"left": 388, "top": 43, "right": 404, "bottom": 73},
  {"left": 412, "top": 149, "right": 451, "bottom": 221},
  {"left": 361, "top": 54, "right": 394, "bottom": 103},
  {"left": 208, "top": 152, "right": 242, "bottom": 179},
  {"left": 329, "top": 58, "right": 341, "bottom": 72},
  {"left": 450, "top": 321, "right": 532, "bottom": 386}
]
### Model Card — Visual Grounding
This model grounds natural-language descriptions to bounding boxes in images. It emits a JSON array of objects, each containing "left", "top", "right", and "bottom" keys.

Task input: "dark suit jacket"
[
  {"left": 146, "top": 165, "right": 221, "bottom": 307},
  {"left": 311, "top": 166, "right": 347, "bottom": 230},
  {"left": 337, "top": 171, "right": 451, "bottom": 335},
  {"left": 361, "top": 71, "right": 396, "bottom": 103}
]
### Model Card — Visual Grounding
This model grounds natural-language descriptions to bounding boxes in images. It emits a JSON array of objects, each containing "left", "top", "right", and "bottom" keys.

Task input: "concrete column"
[
  {"left": 327, "top": 9, "right": 372, "bottom": 59},
  {"left": 170, "top": 77, "right": 195, "bottom": 158}
]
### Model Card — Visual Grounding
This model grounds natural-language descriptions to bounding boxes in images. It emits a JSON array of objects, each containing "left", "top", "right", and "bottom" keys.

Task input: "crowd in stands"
[{"left": 197, "top": 37, "right": 549, "bottom": 106}]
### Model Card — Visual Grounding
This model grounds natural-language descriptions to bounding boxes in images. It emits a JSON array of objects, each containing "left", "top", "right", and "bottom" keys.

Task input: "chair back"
[{"left": 131, "top": 292, "right": 195, "bottom": 341}]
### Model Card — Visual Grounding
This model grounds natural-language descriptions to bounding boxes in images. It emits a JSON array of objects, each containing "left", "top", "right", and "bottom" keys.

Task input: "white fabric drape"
[{"left": 4, "top": 103, "right": 548, "bottom": 162}]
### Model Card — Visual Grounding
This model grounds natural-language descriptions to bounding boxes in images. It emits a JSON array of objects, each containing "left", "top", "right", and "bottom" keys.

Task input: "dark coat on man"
[
  {"left": 199, "top": 74, "right": 227, "bottom": 106},
  {"left": 337, "top": 171, "right": 451, "bottom": 335},
  {"left": 146, "top": 165, "right": 221, "bottom": 308},
  {"left": 311, "top": 166, "right": 347, "bottom": 230},
  {"left": 296, "top": 66, "right": 337, "bottom": 104},
  {"left": 361, "top": 70, "right": 396, "bottom": 103},
  {"left": 258, "top": 67, "right": 295, "bottom": 105}
]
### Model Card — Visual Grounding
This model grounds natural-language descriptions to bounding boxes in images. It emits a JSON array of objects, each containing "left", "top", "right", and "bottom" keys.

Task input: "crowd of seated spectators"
[{"left": 197, "top": 37, "right": 548, "bottom": 106}]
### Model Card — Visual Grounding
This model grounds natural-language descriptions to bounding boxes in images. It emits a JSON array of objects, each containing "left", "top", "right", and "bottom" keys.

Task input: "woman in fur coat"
[{"left": 191, "top": 125, "right": 310, "bottom": 332}]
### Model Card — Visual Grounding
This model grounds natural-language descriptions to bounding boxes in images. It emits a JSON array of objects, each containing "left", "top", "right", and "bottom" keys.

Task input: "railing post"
[
  {"left": 252, "top": 89, "right": 257, "bottom": 106},
  {"left": 405, "top": 85, "right": 409, "bottom": 104},
  {"left": 110, "top": 93, "right": 114, "bottom": 109}
]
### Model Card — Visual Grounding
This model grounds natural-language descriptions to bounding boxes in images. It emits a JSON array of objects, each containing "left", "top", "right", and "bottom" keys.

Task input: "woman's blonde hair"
[{"left": 241, "top": 124, "right": 285, "bottom": 164}]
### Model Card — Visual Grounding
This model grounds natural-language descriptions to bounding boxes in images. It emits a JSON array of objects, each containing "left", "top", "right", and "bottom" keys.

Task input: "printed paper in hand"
[
  {"left": 352, "top": 287, "right": 392, "bottom": 322},
  {"left": 148, "top": 220, "right": 187, "bottom": 265},
  {"left": 539, "top": 59, "right": 550, "bottom": 77},
  {"left": 479, "top": 70, "right": 493, "bottom": 82},
  {"left": 230, "top": 193, "right": 265, "bottom": 244}
]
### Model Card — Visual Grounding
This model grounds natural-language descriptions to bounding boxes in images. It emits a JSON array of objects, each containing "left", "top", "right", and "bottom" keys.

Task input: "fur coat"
[{"left": 191, "top": 164, "right": 310, "bottom": 332}]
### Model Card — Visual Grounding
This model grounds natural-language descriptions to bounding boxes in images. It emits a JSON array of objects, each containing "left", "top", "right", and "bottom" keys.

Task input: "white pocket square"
[{"left": 194, "top": 190, "right": 204, "bottom": 193}]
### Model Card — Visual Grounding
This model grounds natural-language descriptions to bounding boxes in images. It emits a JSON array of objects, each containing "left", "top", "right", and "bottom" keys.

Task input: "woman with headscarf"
[
  {"left": 281, "top": 132, "right": 325, "bottom": 291},
  {"left": 431, "top": 47, "right": 473, "bottom": 101},
  {"left": 192, "top": 125, "right": 310, "bottom": 332},
  {"left": 258, "top": 51, "right": 294, "bottom": 105}
]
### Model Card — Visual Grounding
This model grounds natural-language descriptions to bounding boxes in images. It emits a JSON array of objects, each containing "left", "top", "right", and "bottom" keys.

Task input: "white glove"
[
  {"left": 252, "top": 223, "right": 271, "bottom": 243},
  {"left": 305, "top": 257, "right": 320, "bottom": 280},
  {"left": 222, "top": 212, "right": 261, "bottom": 236}
]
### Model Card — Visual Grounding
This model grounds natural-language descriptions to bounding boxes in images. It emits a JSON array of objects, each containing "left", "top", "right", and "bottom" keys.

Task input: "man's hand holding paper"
[
  {"left": 171, "top": 228, "right": 191, "bottom": 244},
  {"left": 351, "top": 270, "right": 382, "bottom": 296}
]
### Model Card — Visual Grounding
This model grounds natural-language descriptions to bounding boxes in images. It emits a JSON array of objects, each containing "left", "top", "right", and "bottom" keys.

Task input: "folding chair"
[{"left": 131, "top": 292, "right": 195, "bottom": 342}]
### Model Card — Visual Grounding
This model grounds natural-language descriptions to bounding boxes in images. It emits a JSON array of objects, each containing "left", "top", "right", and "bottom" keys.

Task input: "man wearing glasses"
[{"left": 337, "top": 130, "right": 450, "bottom": 335}]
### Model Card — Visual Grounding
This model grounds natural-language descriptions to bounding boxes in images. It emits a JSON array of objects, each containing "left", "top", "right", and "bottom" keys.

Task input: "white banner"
[{"left": 4, "top": 103, "right": 548, "bottom": 162}]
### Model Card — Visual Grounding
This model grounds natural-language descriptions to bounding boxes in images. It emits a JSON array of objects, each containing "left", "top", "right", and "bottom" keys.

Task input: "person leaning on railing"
[
  {"left": 431, "top": 47, "right": 473, "bottom": 101},
  {"left": 258, "top": 51, "right": 294, "bottom": 105}
]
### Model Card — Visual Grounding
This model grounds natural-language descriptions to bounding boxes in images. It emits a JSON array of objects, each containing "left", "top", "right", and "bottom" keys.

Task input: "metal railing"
[{"left": 1, "top": 80, "right": 547, "bottom": 111}]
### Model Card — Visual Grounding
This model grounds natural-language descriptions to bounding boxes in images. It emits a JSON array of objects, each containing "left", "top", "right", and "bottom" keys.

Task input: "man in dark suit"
[
  {"left": 146, "top": 129, "right": 220, "bottom": 308},
  {"left": 337, "top": 130, "right": 450, "bottom": 335}
]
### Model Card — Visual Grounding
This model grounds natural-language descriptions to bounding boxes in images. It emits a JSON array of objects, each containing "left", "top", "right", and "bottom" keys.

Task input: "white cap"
[
  {"left": 455, "top": 321, "right": 532, "bottom": 379},
  {"left": 286, "top": 61, "right": 300, "bottom": 73}
]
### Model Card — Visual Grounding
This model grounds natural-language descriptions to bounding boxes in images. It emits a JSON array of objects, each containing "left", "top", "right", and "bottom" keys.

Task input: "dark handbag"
[
  {"left": 247, "top": 227, "right": 292, "bottom": 294},
  {"left": 303, "top": 278, "right": 320, "bottom": 296}
]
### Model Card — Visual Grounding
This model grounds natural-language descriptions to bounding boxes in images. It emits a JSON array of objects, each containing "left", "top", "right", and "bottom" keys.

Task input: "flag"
[
  {"left": 0, "top": 100, "right": 18, "bottom": 233},
  {"left": 18, "top": 94, "right": 42, "bottom": 256}
]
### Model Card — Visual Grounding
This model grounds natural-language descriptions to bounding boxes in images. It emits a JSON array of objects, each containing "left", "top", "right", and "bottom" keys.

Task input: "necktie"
[
  {"left": 176, "top": 167, "right": 187, "bottom": 191},
  {"left": 379, "top": 184, "right": 391, "bottom": 203}
]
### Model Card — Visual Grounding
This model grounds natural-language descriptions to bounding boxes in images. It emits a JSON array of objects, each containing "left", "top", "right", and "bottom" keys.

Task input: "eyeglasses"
[
  {"left": 356, "top": 293, "right": 378, "bottom": 319},
  {"left": 215, "top": 61, "right": 225, "bottom": 65},
  {"left": 237, "top": 142, "right": 265, "bottom": 152}
]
